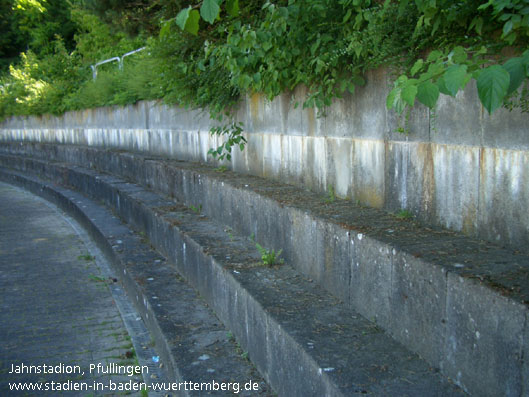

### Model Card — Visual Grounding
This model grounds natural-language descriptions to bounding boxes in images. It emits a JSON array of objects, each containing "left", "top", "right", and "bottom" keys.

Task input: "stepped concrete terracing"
[
  {"left": 1, "top": 142, "right": 528, "bottom": 396},
  {"left": 0, "top": 170, "right": 272, "bottom": 396}
]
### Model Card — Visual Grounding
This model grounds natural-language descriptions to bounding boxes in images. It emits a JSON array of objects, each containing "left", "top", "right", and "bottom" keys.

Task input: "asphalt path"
[{"left": 0, "top": 182, "right": 165, "bottom": 396}]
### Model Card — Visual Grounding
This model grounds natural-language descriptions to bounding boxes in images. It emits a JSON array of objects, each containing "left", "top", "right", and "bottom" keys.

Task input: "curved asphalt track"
[{"left": 0, "top": 182, "right": 167, "bottom": 396}]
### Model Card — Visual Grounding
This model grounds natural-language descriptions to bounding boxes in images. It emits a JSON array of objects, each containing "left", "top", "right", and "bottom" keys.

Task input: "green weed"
[
  {"left": 395, "top": 209, "right": 413, "bottom": 220},
  {"left": 189, "top": 204, "right": 202, "bottom": 214},
  {"left": 255, "top": 243, "right": 284, "bottom": 267},
  {"left": 78, "top": 253, "right": 95, "bottom": 261},
  {"left": 88, "top": 274, "right": 106, "bottom": 282},
  {"left": 324, "top": 185, "right": 336, "bottom": 204}
]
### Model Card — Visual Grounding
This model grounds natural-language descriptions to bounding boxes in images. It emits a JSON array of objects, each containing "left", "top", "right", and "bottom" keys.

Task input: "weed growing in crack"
[
  {"left": 224, "top": 227, "right": 235, "bottom": 241},
  {"left": 189, "top": 204, "right": 202, "bottom": 214},
  {"left": 214, "top": 165, "right": 228, "bottom": 173},
  {"left": 78, "top": 252, "right": 95, "bottom": 261},
  {"left": 395, "top": 209, "right": 413, "bottom": 220},
  {"left": 255, "top": 243, "right": 284, "bottom": 267},
  {"left": 88, "top": 274, "right": 106, "bottom": 282},
  {"left": 324, "top": 185, "right": 336, "bottom": 204}
]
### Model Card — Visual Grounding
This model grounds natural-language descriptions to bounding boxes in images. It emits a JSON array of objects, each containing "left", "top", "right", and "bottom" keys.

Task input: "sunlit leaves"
[{"left": 13, "top": 0, "right": 46, "bottom": 14}]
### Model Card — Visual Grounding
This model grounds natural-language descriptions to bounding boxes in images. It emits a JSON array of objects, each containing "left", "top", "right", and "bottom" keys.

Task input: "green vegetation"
[
  {"left": 395, "top": 209, "right": 414, "bottom": 220},
  {"left": 255, "top": 242, "right": 284, "bottom": 266},
  {"left": 324, "top": 184, "right": 336, "bottom": 204},
  {"left": 208, "top": 122, "right": 246, "bottom": 162},
  {"left": 189, "top": 204, "right": 202, "bottom": 214},
  {"left": 88, "top": 274, "right": 106, "bottom": 282},
  {"left": 1, "top": 0, "right": 528, "bottom": 153},
  {"left": 78, "top": 252, "right": 95, "bottom": 261}
]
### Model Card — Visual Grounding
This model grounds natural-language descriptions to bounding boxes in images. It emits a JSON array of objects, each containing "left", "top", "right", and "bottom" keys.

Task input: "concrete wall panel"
[
  {"left": 432, "top": 83, "right": 482, "bottom": 147},
  {"left": 478, "top": 148, "right": 529, "bottom": 246},
  {"left": 522, "top": 310, "right": 529, "bottom": 397},
  {"left": 351, "top": 139, "right": 385, "bottom": 209},
  {"left": 326, "top": 137, "right": 352, "bottom": 198},
  {"left": 280, "top": 134, "right": 303, "bottom": 183},
  {"left": 2, "top": 64, "right": 529, "bottom": 248},
  {"left": 444, "top": 273, "right": 526, "bottom": 396},
  {"left": 432, "top": 144, "right": 480, "bottom": 235},
  {"left": 390, "top": 252, "right": 447, "bottom": 366}
]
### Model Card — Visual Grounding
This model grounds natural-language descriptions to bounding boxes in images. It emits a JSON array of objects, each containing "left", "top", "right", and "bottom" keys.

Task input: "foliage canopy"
[{"left": 1, "top": 0, "right": 529, "bottom": 129}]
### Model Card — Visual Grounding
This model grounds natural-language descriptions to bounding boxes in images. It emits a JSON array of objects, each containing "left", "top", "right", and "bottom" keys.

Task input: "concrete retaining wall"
[{"left": 1, "top": 68, "right": 528, "bottom": 248}]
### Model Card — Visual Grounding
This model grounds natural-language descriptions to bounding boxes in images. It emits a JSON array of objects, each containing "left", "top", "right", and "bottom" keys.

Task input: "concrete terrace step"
[
  {"left": 0, "top": 155, "right": 463, "bottom": 396},
  {"left": 1, "top": 143, "right": 528, "bottom": 396},
  {"left": 0, "top": 169, "right": 272, "bottom": 397}
]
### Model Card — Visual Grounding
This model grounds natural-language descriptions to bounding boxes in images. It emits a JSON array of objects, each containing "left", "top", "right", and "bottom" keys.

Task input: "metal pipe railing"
[{"left": 91, "top": 47, "right": 146, "bottom": 81}]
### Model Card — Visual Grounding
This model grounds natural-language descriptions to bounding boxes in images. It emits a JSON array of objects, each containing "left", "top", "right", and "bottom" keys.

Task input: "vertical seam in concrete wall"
[
  {"left": 145, "top": 102, "right": 150, "bottom": 130},
  {"left": 476, "top": 102, "right": 484, "bottom": 239},
  {"left": 477, "top": 145, "right": 483, "bottom": 238},
  {"left": 441, "top": 268, "right": 449, "bottom": 377},
  {"left": 428, "top": 108, "right": 432, "bottom": 143},
  {"left": 520, "top": 312, "right": 529, "bottom": 396},
  {"left": 474, "top": 146, "right": 485, "bottom": 236}
]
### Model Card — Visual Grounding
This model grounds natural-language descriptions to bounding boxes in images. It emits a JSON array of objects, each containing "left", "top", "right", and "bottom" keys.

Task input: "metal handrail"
[
  {"left": 121, "top": 47, "right": 146, "bottom": 66},
  {"left": 91, "top": 57, "right": 120, "bottom": 80},
  {"left": 91, "top": 47, "right": 146, "bottom": 81}
]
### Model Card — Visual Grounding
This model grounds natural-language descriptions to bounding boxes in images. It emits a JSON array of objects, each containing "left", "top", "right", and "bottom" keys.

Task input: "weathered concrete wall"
[{"left": 1, "top": 68, "right": 528, "bottom": 248}]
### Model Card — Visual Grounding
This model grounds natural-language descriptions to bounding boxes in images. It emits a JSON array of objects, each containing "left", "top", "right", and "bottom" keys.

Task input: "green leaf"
[
  {"left": 352, "top": 75, "right": 365, "bottom": 86},
  {"left": 443, "top": 65, "right": 468, "bottom": 97},
  {"left": 226, "top": 0, "right": 239, "bottom": 16},
  {"left": 503, "top": 57, "right": 525, "bottom": 95},
  {"left": 386, "top": 87, "right": 399, "bottom": 109},
  {"left": 310, "top": 39, "right": 320, "bottom": 55},
  {"left": 411, "top": 59, "right": 423, "bottom": 76},
  {"left": 427, "top": 50, "right": 442, "bottom": 62},
  {"left": 159, "top": 21, "right": 171, "bottom": 39},
  {"left": 416, "top": 81, "right": 439, "bottom": 108},
  {"left": 415, "top": 15, "right": 424, "bottom": 32},
  {"left": 401, "top": 83, "right": 418, "bottom": 106},
  {"left": 477, "top": 65, "right": 510, "bottom": 114},
  {"left": 436, "top": 76, "right": 451, "bottom": 96},
  {"left": 470, "top": 17, "right": 483, "bottom": 35},
  {"left": 343, "top": 9, "right": 352, "bottom": 23},
  {"left": 450, "top": 46, "right": 467, "bottom": 64},
  {"left": 201, "top": 0, "right": 220, "bottom": 24},
  {"left": 522, "top": 51, "right": 529, "bottom": 75},
  {"left": 175, "top": 7, "right": 191, "bottom": 31},
  {"left": 431, "top": 18, "right": 440, "bottom": 35},
  {"left": 502, "top": 20, "right": 513, "bottom": 36},
  {"left": 477, "top": 1, "right": 493, "bottom": 11},
  {"left": 398, "top": 0, "right": 409, "bottom": 16},
  {"left": 186, "top": 10, "right": 200, "bottom": 35},
  {"left": 175, "top": 7, "right": 199, "bottom": 35}
]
